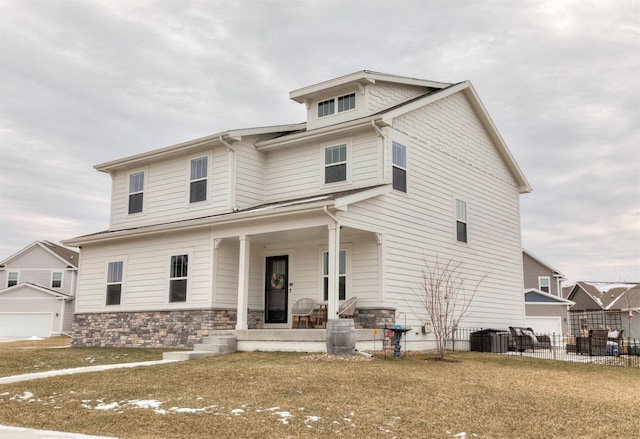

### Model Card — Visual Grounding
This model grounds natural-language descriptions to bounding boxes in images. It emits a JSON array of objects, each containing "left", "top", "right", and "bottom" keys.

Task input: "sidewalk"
[
  {"left": 0, "top": 425, "right": 118, "bottom": 439},
  {"left": 1, "top": 358, "right": 180, "bottom": 438}
]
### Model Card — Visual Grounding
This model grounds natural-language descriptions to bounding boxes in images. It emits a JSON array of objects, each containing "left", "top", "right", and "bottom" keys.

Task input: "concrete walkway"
[{"left": 0, "top": 358, "right": 181, "bottom": 438}]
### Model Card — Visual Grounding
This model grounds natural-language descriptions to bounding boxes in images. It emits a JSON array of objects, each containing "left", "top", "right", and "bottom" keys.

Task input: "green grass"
[{"left": 1, "top": 348, "right": 638, "bottom": 438}]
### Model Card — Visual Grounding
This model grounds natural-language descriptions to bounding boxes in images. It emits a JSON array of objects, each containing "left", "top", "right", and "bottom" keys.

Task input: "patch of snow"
[
  {"left": 585, "top": 282, "right": 634, "bottom": 294},
  {"left": 305, "top": 415, "right": 321, "bottom": 422},
  {"left": 130, "top": 400, "right": 162, "bottom": 409},
  {"left": 95, "top": 402, "right": 119, "bottom": 411},
  {"left": 231, "top": 408, "right": 245, "bottom": 415},
  {"left": 454, "top": 433, "right": 466, "bottom": 438},
  {"left": 26, "top": 336, "right": 44, "bottom": 340}
]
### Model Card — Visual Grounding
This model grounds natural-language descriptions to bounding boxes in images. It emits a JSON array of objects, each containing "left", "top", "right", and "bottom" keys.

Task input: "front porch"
[{"left": 233, "top": 327, "right": 386, "bottom": 352}]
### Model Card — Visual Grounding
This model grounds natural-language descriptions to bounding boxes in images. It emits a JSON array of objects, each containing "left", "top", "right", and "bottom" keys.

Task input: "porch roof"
[{"left": 62, "top": 184, "right": 391, "bottom": 247}]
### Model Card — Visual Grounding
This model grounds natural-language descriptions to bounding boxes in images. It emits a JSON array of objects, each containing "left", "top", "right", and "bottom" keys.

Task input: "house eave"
[
  {"left": 289, "top": 70, "right": 451, "bottom": 103},
  {"left": 94, "top": 123, "right": 306, "bottom": 173}
]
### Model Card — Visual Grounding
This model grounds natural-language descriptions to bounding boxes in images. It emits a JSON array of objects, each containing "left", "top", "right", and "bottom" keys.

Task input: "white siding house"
[
  {"left": 0, "top": 241, "right": 78, "bottom": 338},
  {"left": 64, "top": 71, "right": 531, "bottom": 350}
]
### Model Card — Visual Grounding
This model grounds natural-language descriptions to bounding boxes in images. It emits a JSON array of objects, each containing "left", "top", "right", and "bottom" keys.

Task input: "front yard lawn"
[{"left": 1, "top": 348, "right": 638, "bottom": 438}]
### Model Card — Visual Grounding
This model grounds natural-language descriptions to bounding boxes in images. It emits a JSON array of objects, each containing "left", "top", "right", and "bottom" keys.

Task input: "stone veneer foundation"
[{"left": 72, "top": 307, "right": 395, "bottom": 348}]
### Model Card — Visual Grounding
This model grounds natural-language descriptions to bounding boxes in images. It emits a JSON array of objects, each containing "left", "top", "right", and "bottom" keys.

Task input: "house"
[
  {"left": 566, "top": 281, "right": 640, "bottom": 340},
  {"left": 63, "top": 70, "right": 532, "bottom": 351},
  {"left": 522, "top": 249, "right": 573, "bottom": 335},
  {"left": 0, "top": 241, "right": 78, "bottom": 338}
]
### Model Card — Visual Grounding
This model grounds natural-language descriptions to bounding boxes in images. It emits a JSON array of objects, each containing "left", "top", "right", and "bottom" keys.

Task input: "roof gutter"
[{"left": 256, "top": 116, "right": 382, "bottom": 150}]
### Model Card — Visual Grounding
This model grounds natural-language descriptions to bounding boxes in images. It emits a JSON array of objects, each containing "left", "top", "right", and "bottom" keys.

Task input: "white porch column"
[
  {"left": 236, "top": 235, "right": 251, "bottom": 330},
  {"left": 327, "top": 223, "right": 340, "bottom": 320}
]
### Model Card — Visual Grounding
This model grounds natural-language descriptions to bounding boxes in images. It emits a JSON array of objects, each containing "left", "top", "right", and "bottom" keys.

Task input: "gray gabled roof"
[
  {"left": 0, "top": 241, "right": 79, "bottom": 268},
  {"left": 567, "top": 281, "right": 640, "bottom": 311}
]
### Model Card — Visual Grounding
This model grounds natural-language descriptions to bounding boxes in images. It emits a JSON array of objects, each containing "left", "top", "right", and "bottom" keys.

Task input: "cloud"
[{"left": 1, "top": 0, "right": 638, "bottom": 283}]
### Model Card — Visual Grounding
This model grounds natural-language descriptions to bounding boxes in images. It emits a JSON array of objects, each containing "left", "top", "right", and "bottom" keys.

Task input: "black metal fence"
[{"left": 448, "top": 327, "right": 640, "bottom": 368}]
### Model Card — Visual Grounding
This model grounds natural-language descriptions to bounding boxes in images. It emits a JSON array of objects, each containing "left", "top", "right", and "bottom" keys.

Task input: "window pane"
[
  {"left": 190, "top": 180, "right": 207, "bottom": 203},
  {"left": 323, "top": 277, "right": 329, "bottom": 301},
  {"left": 456, "top": 221, "right": 467, "bottom": 243},
  {"left": 129, "top": 193, "right": 143, "bottom": 214},
  {"left": 339, "top": 276, "right": 346, "bottom": 301},
  {"left": 52, "top": 272, "right": 62, "bottom": 288},
  {"left": 339, "top": 250, "right": 346, "bottom": 275},
  {"left": 393, "top": 142, "right": 406, "bottom": 167},
  {"left": 170, "top": 279, "right": 187, "bottom": 302},
  {"left": 325, "top": 145, "right": 346, "bottom": 165},
  {"left": 323, "top": 252, "right": 328, "bottom": 275},
  {"left": 107, "top": 261, "right": 123, "bottom": 283},
  {"left": 106, "top": 284, "right": 121, "bottom": 305},
  {"left": 393, "top": 167, "right": 407, "bottom": 192},
  {"left": 171, "top": 255, "right": 188, "bottom": 278},
  {"left": 338, "top": 93, "right": 355, "bottom": 112},
  {"left": 190, "top": 157, "right": 208, "bottom": 180},
  {"left": 325, "top": 164, "right": 346, "bottom": 183},
  {"left": 456, "top": 200, "right": 467, "bottom": 222},
  {"left": 8, "top": 272, "right": 18, "bottom": 287},
  {"left": 129, "top": 172, "right": 144, "bottom": 193}
]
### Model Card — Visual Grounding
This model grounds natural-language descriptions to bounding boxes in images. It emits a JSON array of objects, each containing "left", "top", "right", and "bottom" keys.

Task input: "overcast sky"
[{"left": 1, "top": 0, "right": 638, "bottom": 284}]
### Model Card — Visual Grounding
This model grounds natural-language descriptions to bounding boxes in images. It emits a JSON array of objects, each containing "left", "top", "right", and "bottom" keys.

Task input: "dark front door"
[{"left": 265, "top": 255, "right": 288, "bottom": 324}]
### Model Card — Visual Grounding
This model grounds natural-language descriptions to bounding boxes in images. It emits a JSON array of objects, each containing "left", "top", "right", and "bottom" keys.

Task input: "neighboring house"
[
  {"left": 566, "top": 281, "right": 640, "bottom": 340},
  {"left": 522, "top": 249, "right": 572, "bottom": 335},
  {"left": 522, "top": 249, "right": 566, "bottom": 296},
  {"left": 0, "top": 241, "right": 79, "bottom": 338},
  {"left": 63, "top": 70, "right": 532, "bottom": 350}
]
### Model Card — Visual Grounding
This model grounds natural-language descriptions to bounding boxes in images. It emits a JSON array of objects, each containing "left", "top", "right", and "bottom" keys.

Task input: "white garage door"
[
  {"left": 0, "top": 313, "right": 52, "bottom": 338},
  {"left": 525, "top": 317, "right": 563, "bottom": 336}
]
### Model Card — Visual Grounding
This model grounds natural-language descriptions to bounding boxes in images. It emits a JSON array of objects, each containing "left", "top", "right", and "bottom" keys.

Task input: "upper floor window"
[
  {"left": 318, "top": 99, "right": 335, "bottom": 117},
  {"left": 106, "top": 261, "right": 123, "bottom": 305},
  {"left": 322, "top": 250, "right": 347, "bottom": 301},
  {"left": 337, "top": 93, "right": 356, "bottom": 112},
  {"left": 169, "top": 254, "right": 188, "bottom": 302},
  {"left": 324, "top": 144, "right": 347, "bottom": 184},
  {"left": 7, "top": 271, "right": 18, "bottom": 287},
  {"left": 392, "top": 141, "right": 407, "bottom": 192},
  {"left": 190, "top": 157, "right": 207, "bottom": 203},
  {"left": 128, "top": 171, "right": 144, "bottom": 214},
  {"left": 456, "top": 199, "right": 468, "bottom": 243},
  {"left": 539, "top": 277, "right": 551, "bottom": 293},
  {"left": 51, "top": 271, "right": 62, "bottom": 288},
  {"left": 318, "top": 93, "right": 356, "bottom": 118}
]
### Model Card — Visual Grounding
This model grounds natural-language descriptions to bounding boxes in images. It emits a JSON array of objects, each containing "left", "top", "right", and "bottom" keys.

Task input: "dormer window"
[
  {"left": 318, "top": 99, "right": 335, "bottom": 117},
  {"left": 317, "top": 93, "right": 356, "bottom": 118},
  {"left": 338, "top": 93, "right": 356, "bottom": 112}
]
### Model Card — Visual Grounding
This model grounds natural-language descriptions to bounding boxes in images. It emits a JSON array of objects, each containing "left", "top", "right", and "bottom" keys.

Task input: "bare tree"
[{"left": 414, "top": 256, "right": 486, "bottom": 360}]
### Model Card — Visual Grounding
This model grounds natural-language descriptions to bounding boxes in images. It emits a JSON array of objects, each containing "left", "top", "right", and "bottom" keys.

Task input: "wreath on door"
[{"left": 270, "top": 273, "right": 285, "bottom": 290}]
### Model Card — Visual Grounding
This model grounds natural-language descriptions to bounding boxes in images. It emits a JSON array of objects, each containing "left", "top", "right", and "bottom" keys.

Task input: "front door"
[{"left": 265, "top": 255, "right": 288, "bottom": 324}]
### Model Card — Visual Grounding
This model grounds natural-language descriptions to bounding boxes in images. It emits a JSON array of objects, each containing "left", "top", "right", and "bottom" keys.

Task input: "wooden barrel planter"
[{"left": 326, "top": 318, "right": 355, "bottom": 355}]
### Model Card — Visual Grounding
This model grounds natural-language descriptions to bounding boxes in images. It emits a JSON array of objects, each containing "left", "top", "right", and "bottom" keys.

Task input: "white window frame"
[
  {"left": 106, "top": 260, "right": 125, "bottom": 306},
  {"left": 128, "top": 170, "right": 145, "bottom": 215},
  {"left": 7, "top": 271, "right": 19, "bottom": 287},
  {"left": 169, "top": 253, "right": 190, "bottom": 303},
  {"left": 322, "top": 140, "right": 351, "bottom": 186},
  {"left": 317, "top": 92, "right": 356, "bottom": 119},
  {"left": 51, "top": 271, "right": 63, "bottom": 289},
  {"left": 320, "top": 246, "right": 351, "bottom": 302},
  {"left": 538, "top": 276, "right": 551, "bottom": 293},
  {"left": 337, "top": 92, "right": 356, "bottom": 113},
  {"left": 392, "top": 141, "right": 407, "bottom": 193},
  {"left": 455, "top": 199, "right": 468, "bottom": 243},
  {"left": 189, "top": 156, "right": 208, "bottom": 204}
]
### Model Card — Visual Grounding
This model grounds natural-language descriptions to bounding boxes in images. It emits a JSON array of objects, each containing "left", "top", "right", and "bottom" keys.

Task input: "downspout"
[
  {"left": 219, "top": 136, "right": 237, "bottom": 211},
  {"left": 323, "top": 206, "right": 341, "bottom": 320}
]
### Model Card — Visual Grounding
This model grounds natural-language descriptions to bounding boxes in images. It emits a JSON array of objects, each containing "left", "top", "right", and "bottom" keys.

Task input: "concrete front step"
[{"left": 162, "top": 334, "right": 237, "bottom": 361}]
